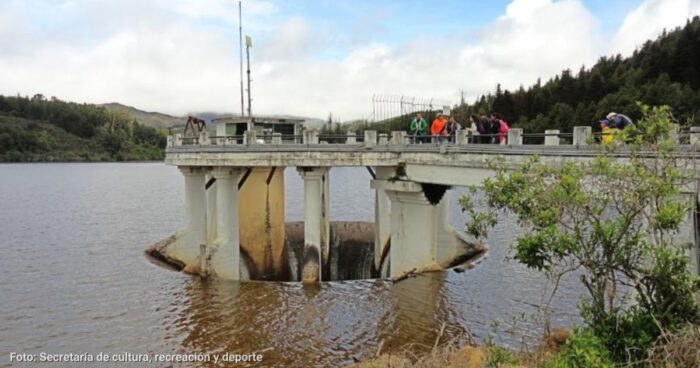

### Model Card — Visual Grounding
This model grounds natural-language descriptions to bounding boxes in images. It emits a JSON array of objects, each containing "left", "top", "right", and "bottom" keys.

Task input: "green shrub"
[
  {"left": 542, "top": 328, "right": 613, "bottom": 368},
  {"left": 486, "top": 345, "right": 518, "bottom": 368}
]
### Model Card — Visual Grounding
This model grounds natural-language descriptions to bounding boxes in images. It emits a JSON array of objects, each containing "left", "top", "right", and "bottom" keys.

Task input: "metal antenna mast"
[
  {"left": 238, "top": 1, "right": 244, "bottom": 117},
  {"left": 246, "top": 35, "right": 252, "bottom": 118}
]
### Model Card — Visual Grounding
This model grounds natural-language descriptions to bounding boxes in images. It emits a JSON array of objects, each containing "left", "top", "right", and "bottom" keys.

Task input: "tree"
[{"left": 461, "top": 105, "right": 699, "bottom": 363}]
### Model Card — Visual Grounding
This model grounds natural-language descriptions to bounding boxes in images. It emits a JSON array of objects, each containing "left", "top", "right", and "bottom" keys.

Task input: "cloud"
[
  {"left": 612, "top": 0, "right": 700, "bottom": 55},
  {"left": 251, "top": 0, "right": 602, "bottom": 119},
  {"left": 0, "top": 0, "right": 698, "bottom": 121}
]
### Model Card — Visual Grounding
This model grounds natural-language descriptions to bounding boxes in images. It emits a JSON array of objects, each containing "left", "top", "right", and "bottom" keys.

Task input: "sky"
[{"left": 1, "top": 0, "right": 699, "bottom": 121}]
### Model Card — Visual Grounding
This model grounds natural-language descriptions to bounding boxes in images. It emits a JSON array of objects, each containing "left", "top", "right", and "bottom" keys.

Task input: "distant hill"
[
  {"left": 101, "top": 103, "right": 327, "bottom": 131},
  {"left": 0, "top": 95, "right": 167, "bottom": 162},
  {"left": 101, "top": 103, "right": 187, "bottom": 129}
]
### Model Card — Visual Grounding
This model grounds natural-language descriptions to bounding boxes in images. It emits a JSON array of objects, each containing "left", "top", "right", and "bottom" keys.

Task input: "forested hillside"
[
  {"left": 452, "top": 16, "right": 700, "bottom": 133},
  {"left": 0, "top": 95, "right": 167, "bottom": 162}
]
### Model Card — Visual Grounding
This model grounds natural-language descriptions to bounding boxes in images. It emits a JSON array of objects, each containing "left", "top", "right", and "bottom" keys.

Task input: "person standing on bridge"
[
  {"left": 478, "top": 115, "right": 491, "bottom": 144},
  {"left": 431, "top": 114, "right": 448, "bottom": 143},
  {"left": 607, "top": 112, "right": 633, "bottom": 130},
  {"left": 445, "top": 116, "right": 461, "bottom": 143},
  {"left": 409, "top": 113, "right": 428, "bottom": 143},
  {"left": 469, "top": 115, "right": 480, "bottom": 143},
  {"left": 600, "top": 119, "right": 614, "bottom": 144},
  {"left": 490, "top": 113, "right": 509, "bottom": 144}
]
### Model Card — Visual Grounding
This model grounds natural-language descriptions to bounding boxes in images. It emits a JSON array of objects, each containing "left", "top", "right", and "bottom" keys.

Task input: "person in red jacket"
[
  {"left": 492, "top": 113, "right": 509, "bottom": 144},
  {"left": 431, "top": 114, "right": 447, "bottom": 143}
]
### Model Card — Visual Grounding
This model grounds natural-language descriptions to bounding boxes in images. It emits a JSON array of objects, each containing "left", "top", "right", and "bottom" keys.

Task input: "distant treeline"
[
  {"left": 0, "top": 94, "right": 167, "bottom": 162},
  {"left": 336, "top": 16, "right": 700, "bottom": 136},
  {"left": 454, "top": 16, "right": 700, "bottom": 133}
]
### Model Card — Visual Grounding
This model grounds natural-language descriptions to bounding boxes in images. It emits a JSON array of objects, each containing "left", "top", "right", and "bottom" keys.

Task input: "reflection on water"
[{"left": 0, "top": 164, "right": 584, "bottom": 367}]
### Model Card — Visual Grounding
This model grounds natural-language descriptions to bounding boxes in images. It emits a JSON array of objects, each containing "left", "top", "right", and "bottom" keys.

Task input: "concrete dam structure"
[{"left": 152, "top": 124, "right": 700, "bottom": 282}]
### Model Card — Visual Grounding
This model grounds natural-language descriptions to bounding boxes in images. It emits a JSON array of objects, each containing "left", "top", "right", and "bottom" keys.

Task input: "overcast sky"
[{"left": 1, "top": 0, "right": 699, "bottom": 120}]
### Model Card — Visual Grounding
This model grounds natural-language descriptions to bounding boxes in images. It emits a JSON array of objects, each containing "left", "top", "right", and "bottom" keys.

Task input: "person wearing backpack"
[{"left": 607, "top": 112, "right": 633, "bottom": 130}]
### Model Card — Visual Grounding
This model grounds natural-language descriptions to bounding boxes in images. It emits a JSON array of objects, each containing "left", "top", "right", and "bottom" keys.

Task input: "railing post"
[
  {"left": 198, "top": 130, "right": 210, "bottom": 145},
  {"left": 167, "top": 135, "right": 174, "bottom": 148},
  {"left": 690, "top": 127, "right": 700, "bottom": 145},
  {"left": 272, "top": 133, "right": 282, "bottom": 145},
  {"left": 303, "top": 130, "right": 318, "bottom": 144},
  {"left": 669, "top": 123, "right": 679, "bottom": 144},
  {"left": 391, "top": 131, "right": 407, "bottom": 145},
  {"left": 364, "top": 131, "right": 377, "bottom": 147},
  {"left": 456, "top": 130, "right": 469, "bottom": 145},
  {"left": 174, "top": 133, "right": 182, "bottom": 146},
  {"left": 507, "top": 128, "right": 522, "bottom": 146},
  {"left": 346, "top": 131, "right": 356, "bottom": 144},
  {"left": 545, "top": 130, "right": 560, "bottom": 146},
  {"left": 573, "top": 126, "right": 592, "bottom": 146},
  {"left": 378, "top": 133, "right": 389, "bottom": 145},
  {"left": 244, "top": 130, "right": 257, "bottom": 145}
]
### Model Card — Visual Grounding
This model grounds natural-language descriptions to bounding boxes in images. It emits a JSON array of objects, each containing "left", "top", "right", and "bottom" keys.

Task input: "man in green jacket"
[{"left": 409, "top": 113, "right": 428, "bottom": 143}]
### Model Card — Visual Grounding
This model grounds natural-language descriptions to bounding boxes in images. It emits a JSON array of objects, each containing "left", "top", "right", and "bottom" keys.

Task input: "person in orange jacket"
[{"left": 431, "top": 114, "right": 448, "bottom": 143}]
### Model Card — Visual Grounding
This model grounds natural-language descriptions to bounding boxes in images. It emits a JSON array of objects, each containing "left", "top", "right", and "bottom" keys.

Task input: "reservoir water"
[{"left": 0, "top": 163, "right": 585, "bottom": 367}]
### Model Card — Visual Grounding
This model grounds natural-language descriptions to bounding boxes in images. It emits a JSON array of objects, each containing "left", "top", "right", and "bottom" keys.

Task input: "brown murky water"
[{"left": 0, "top": 164, "right": 584, "bottom": 367}]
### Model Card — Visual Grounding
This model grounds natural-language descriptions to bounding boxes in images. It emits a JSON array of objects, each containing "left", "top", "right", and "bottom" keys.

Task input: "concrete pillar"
[
  {"left": 297, "top": 167, "right": 327, "bottom": 282},
  {"left": 321, "top": 169, "right": 331, "bottom": 275},
  {"left": 374, "top": 167, "right": 393, "bottom": 272},
  {"left": 456, "top": 130, "right": 469, "bottom": 145},
  {"left": 238, "top": 167, "right": 287, "bottom": 280},
  {"left": 174, "top": 133, "right": 182, "bottom": 147},
  {"left": 391, "top": 131, "right": 407, "bottom": 145},
  {"left": 573, "top": 126, "right": 591, "bottom": 146},
  {"left": 387, "top": 188, "right": 438, "bottom": 277},
  {"left": 206, "top": 172, "right": 218, "bottom": 246},
  {"left": 364, "top": 131, "right": 377, "bottom": 147},
  {"left": 244, "top": 130, "right": 257, "bottom": 145},
  {"left": 304, "top": 131, "right": 319, "bottom": 144},
  {"left": 346, "top": 131, "right": 356, "bottom": 144},
  {"left": 208, "top": 167, "right": 242, "bottom": 280},
  {"left": 669, "top": 124, "right": 679, "bottom": 144},
  {"left": 690, "top": 127, "right": 700, "bottom": 146},
  {"left": 271, "top": 133, "right": 282, "bottom": 145},
  {"left": 372, "top": 180, "right": 439, "bottom": 278},
  {"left": 378, "top": 133, "right": 389, "bottom": 145},
  {"left": 508, "top": 128, "right": 523, "bottom": 145},
  {"left": 676, "top": 193, "right": 700, "bottom": 275},
  {"left": 545, "top": 130, "right": 560, "bottom": 146},
  {"left": 167, "top": 135, "right": 174, "bottom": 147},
  {"left": 169, "top": 167, "right": 207, "bottom": 268}
]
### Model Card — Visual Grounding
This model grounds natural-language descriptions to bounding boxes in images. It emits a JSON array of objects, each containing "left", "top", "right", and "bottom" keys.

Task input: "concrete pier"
[
  {"left": 371, "top": 179, "right": 443, "bottom": 277},
  {"left": 207, "top": 167, "right": 241, "bottom": 280},
  {"left": 298, "top": 167, "right": 328, "bottom": 282},
  {"left": 384, "top": 182, "right": 439, "bottom": 278},
  {"left": 374, "top": 167, "right": 392, "bottom": 275},
  {"left": 168, "top": 167, "right": 207, "bottom": 268}
]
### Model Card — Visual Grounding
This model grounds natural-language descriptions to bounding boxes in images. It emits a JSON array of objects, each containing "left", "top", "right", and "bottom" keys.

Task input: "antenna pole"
[
  {"left": 238, "top": 1, "right": 244, "bottom": 117},
  {"left": 246, "top": 37, "right": 252, "bottom": 118}
]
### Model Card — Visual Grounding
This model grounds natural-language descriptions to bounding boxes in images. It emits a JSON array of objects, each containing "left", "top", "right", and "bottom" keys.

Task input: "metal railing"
[{"left": 168, "top": 126, "right": 700, "bottom": 149}]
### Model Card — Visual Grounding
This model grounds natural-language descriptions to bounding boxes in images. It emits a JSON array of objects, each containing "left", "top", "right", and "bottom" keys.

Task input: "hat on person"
[
  {"left": 600, "top": 119, "right": 609, "bottom": 126},
  {"left": 606, "top": 112, "right": 617, "bottom": 120}
]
